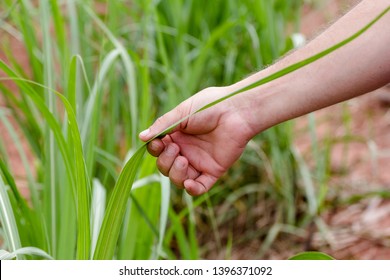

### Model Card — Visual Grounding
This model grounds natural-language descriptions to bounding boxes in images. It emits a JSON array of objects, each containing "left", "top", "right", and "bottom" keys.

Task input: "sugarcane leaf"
[
  {"left": 0, "top": 247, "right": 53, "bottom": 260},
  {"left": 0, "top": 175, "right": 22, "bottom": 259},
  {"left": 289, "top": 251, "right": 334, "bottom": 260},
  {"left": 93, "top": 146, "right": 146, "bottom": 259},
  {"left": 93, "top": 6, "right": 390, "bottom": 260},
  {"left": 0, "top": 69, "right": 91, "bottom": 259}
]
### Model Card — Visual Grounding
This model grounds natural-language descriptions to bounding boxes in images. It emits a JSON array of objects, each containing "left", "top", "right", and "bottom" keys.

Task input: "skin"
[{"left": 139, "top": 0, "right": 390, "bottom": 196}]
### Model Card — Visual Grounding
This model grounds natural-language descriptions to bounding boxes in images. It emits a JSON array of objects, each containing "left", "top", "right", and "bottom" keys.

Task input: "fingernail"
[
  {"left": 175, "top": 158, "right": 186, "bottom": 169},
  {"left": 139, "top": 129, "right": 150, "bottom": 138},
  {"left": 149, "top": 141, "right": 158, "bottom": 151}
]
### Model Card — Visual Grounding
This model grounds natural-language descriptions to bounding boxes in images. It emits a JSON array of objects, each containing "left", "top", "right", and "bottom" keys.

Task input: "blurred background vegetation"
[{"left": 1, "top": 0, "right": 389, "bottom": 259}]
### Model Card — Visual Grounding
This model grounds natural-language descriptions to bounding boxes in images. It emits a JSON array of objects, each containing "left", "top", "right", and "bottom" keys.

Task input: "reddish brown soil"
[
  {"left": 293, "top": 0, "right": 390, "bottom": 259},
  {"left": 214, "top": 0, "right": 390, "bottom": 260},
  {"left": 0, "top": 33, "right": 33, "bottom": 199}
]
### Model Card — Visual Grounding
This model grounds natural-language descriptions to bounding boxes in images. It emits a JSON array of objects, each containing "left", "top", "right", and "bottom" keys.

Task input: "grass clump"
[{"left": 1, "top": 0, "right": 387, "bottom": 260}]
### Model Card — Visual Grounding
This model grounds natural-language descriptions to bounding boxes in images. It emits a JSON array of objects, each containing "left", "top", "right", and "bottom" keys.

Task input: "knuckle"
[
  {"left": 157, "top": 167, "right": 168, "bottom": 177},
  {"left": 169, "top": 159, "right": 187, "bottom": 189},
  {"left": 155, "top": 115, "right": 164, "bottom": 125},
  {"left": 157, "top": 159, "right": 169, "bottom": 176},
  {"left": 147, "top": 141, "right": 161, "bottom": 157},
  {"left": 170, "top": 177, "right": 185, "bottom": 189}
]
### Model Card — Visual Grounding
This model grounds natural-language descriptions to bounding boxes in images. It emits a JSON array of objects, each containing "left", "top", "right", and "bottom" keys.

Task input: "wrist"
[{"left": 225, "top": 70, "right": 282, "bottom": 138}]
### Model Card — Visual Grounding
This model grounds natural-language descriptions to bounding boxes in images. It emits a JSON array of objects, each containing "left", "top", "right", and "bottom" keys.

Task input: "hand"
[
  {"left": 138, "top": 0, "right": 390, "bottom": 196},
  {"left": 139, "top": 87, "right": 256, "bottom": 196}
]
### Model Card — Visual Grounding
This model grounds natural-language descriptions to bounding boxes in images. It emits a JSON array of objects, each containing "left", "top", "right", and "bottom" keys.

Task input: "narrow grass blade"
[
  {"left": 66, "top": 55, "right": 91, "bottom": 121},
  {"left": 17, "top": 2, "right": 43, "bottom": 83},
  {"left": 81, "top": 50, "right": 121, "bottom": 176},
  {"left": 0, "top": 110, "right": 40, "bottom": 210},
  {"left": 289, "top": 251, "right": 334, "bottom": 260},
  {"left": 93, "top": 146, "right": 147, "bottom": 260},
  {"left": 40, "top": 0, "right": 57, "bottom": 257},
  {"left": 132, "top": 174, "right": 160, "bottom": 191},
  {"left": 167, "top": 208, "right": 193, "bottom": 260},
  {"left": 258, "top": 223, "right": 282, "bottom": 258},
  {"left": 187, "top": 20, "right": 236, "bottom": 95},
  {"left": 129, "top": 192, "right": 159, "bottom": 236},
  {"left": 81, "top": 49, "right": 120, "bottom": 144},
  {"left": 118, "top": 172, "right": 163, "bottom": 260},
  {"left": 0, "top": 153, "right": 47, "bottom": 252},
  {"left": 90, "top": 179, "right": 106, "bottom": 257},
  {"left": 63, "top": 69, "right": 92, "bottom": 260},
  {"left": 0, "top": 174, "right": 22, "bottom": 259},
  {"left": 67, "top": 56, "right": 78, "bottom": 113},
  {"left": 49, "top": 0, "right": 68, "bottom": 63},
  {"left": 0, "top": 146, "right": 31, "bottom": 212},
  {"left": 0, "top": 83, "right": 43, "bottom": 157},
  {"left": 0, "top": 70, "right": 78, "bottom": 235},
  {"left": 156, "top": 175, "right": 170, "bottom": 259},
  {"left": 0, "top": 247, "right": 53, "bottom": 260},
  {"left": 292, "top": 147, "right": 318, "bottom": 217},
  {"left": 56, "top": 177, "right": 77, "bottom": 260},
  {"left": 184, "top": 194, "right": 199, "bottom": 259},
  {"left": 83, "top": 5, "right": 138, "bottom": 147},
  {"left": 0, "top": 0, "right": 19, "bottom": 23},
  {"left": 153, "top": 9, "right": 177, "bottom": 110},
  {"left": 0, "top": 71, "right": 91, "bottom": 259}
]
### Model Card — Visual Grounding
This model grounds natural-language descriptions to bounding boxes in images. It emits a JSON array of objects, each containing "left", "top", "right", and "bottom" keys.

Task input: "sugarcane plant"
[{"left": 0, "top": 0, "right": 388, "bottom": 260}]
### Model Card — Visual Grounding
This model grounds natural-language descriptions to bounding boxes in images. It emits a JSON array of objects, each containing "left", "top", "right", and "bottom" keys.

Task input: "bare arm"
[
  {"left": 234, "top": 0, "right": 390, "bottom": 134},
  {"left": 139, "top": 0, "right": 390, "bottom": 195}
]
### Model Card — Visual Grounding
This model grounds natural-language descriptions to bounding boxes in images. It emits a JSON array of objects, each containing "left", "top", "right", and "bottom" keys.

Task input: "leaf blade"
[
  {"left": 93, "top": 146, "right": 146, "bottom": 260},
  {"left": 289, "top": 251, "right": 334, "bottom": 260}
]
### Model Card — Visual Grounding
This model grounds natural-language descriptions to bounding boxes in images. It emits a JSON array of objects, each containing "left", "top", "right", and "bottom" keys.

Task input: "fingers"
[
  {"left": 148, "top": 139, "right": 202, "bottom": 190},
  {"left": 169, "top": 156, "right": 189, "bottom": 188},
  {"left": 139, "top": 105, "right": 218, "bottom": 195},
  {"left": 139, "top": 105, "right": 186, "bottom": 142},
  {"left": 156, "top": 142, "right": 201, "bottom": 188},
  {"left": 156, "top": 143, "right": 179, "bottom": 176},
  {"left": 149, "top": 143, "right": 217, "bottom": 195},
  {"left": 146, "top": 138, "right": 165, "bottom": 157},
  {"left": 184, "top": 174, "right": 218, "bottom": 196}
]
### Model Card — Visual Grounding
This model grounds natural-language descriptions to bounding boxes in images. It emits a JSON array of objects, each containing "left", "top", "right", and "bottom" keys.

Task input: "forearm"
[{"left": 229, "top": 0, "right": 390, "bottom": 136}]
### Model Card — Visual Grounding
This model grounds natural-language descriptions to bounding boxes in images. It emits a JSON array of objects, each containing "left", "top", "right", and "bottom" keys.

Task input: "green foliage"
[
  {"left": 93, "top": 146, "right": 146, "bottom": 259},
  {"left": 0, "top": 0, "right": 168, "bottom": 260},
  {"left": 289, "top": 251, "right": 334, "bottom": 260},
  {"left": 1, "top": 0, "right": 387, "bottom": 260}
]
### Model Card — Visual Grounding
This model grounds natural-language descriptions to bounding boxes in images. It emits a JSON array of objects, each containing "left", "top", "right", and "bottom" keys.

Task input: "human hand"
[
  {"left": 139, "top": 87, "right": 257, "bottom": 196},
  {"left": 144, "top": 1, "right": 390, "bottom": 194}
]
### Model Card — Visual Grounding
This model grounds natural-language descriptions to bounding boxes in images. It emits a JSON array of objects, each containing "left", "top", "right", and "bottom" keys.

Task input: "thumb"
[{"left": 139, "top": 103, "right": 188, "bottom": 142}]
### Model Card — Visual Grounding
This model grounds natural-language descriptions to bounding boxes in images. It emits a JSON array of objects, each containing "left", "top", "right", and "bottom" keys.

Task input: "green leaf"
[
  {"left": 0, "top": 69, "right": 91, "bottom": 259},
  {"left": 64, "top": 60, "right": 92, "bottom": 260},
  {"left": 156, "top": 175, "right": 170, "bottom": 259},
  {"left": 83, "top": 5, "right": 138, "bottom": 147},
  {"left": 93, "top": 146, "right": 147, "bottom": 260},
  {"left": 0, "top": 63, "right": 76, "bottom": 202},
  {"left": 289, "top": 251, "right": 335, "bottom": 260},
  {"left": 90, "top": 179, "right": 107, "bottom": 257},
  {"left": 92, "top": 6, "right": 390, "bottom": 260},
  {"left": 0, "top": 247, "right": 53, "bottom": 260},
  {"left": 0, "top": 175, "right": 22, "bottom": 259}
]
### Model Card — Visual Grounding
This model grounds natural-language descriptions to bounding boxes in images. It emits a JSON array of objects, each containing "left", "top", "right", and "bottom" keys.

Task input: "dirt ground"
[
  {"left": 294, "top": 0, "right": 390, "bottom": 259},
  {"left": 1, "top": 0, "right": 389, "bottom": 259},
  {"left": 215, "top": 0, "right": 390, "bottom": 260},
  {"left": 0, "top": 31, "right": 33, "bottom": 198}
]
